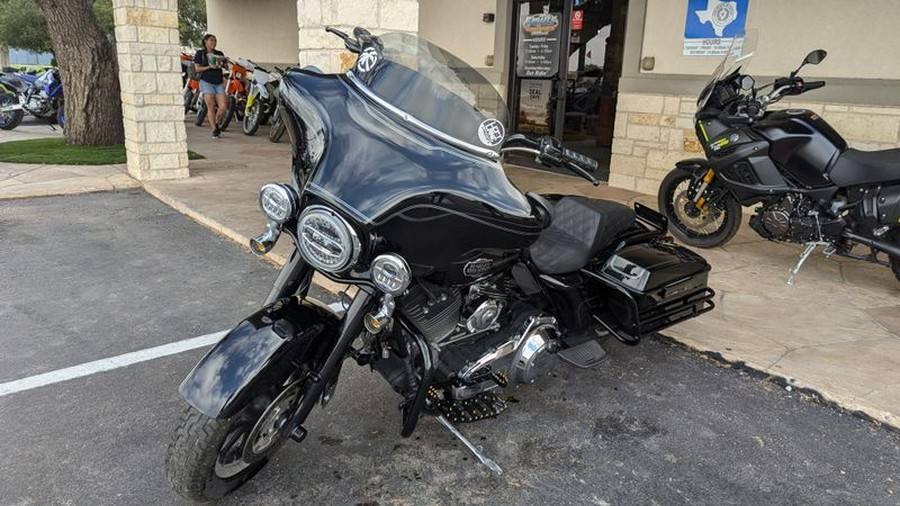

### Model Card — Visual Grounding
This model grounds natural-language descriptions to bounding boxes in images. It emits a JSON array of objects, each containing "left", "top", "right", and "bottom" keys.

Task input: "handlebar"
[{"left": 500, "top": 134, "right": 601, "bottom": 186}]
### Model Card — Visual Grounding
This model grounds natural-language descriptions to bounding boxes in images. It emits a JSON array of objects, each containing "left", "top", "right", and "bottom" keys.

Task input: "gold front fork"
[{"left": 692, "top": 168, "right": 716, "bottom": 212}]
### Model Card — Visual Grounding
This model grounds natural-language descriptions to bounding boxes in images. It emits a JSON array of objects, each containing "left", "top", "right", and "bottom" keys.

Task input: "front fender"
[
  {"left": 675, "top": 158, "right": 711, "bottom": 179},
  {"left": 179, "top": 298, "right": 340, "bottom": 419}
]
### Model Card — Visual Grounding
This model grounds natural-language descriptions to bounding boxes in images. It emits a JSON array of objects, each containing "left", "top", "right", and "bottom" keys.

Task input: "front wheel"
[
  {"left": 0, "top": 93, "right": 23, "bottom": 130},
  {"left": 268, "top": 111, "right": 286, "bottom": 143},
  {"left": 166, "top": 380, "right": 302, "bottom": 501},
  {"left": 658, "top": 167, "right": 742, "bottom": 248},
  {"left": 242, "top": 100, "right": 263, "bottom": 136}
]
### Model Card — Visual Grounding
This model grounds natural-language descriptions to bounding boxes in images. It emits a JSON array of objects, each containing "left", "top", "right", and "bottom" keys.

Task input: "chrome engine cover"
[
  {"left": 465, "top": 299, "right": 503, "bottom": 333},
  {"left": 453, "top": 315, "right": 560, "bottom": 400}
]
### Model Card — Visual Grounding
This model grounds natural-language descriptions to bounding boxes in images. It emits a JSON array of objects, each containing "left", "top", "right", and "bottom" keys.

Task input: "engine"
[
  {"left": 750, "top": 194, "right": 845, "bottom": 243},
  {"left": 396, "top": 276, "right": 561, "bottom": 402},
  {"left": 23, "top": 90, "right": 50, "bottom": 117}
]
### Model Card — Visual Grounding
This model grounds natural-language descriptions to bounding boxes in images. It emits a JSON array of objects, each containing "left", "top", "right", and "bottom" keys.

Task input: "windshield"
[
  {"left": 697, "top": 30, "right": 757, "bottom": 108},
  {"left": 349, "top": 32, "right": 510, "bottom": 155}
]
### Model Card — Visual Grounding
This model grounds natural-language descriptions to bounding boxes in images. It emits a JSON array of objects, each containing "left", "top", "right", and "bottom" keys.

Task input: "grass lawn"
[{"left": 0, "top": 138, "right": 203, "bottom": 165}]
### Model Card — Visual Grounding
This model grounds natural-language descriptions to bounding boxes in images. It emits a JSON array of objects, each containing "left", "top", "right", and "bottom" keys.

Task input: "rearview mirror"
[
  {"left": 804, "top": 49, "right": 827, "bottom": 65},
  {"left": 740, "top": 75, "right": 755, "bottom": 91}
]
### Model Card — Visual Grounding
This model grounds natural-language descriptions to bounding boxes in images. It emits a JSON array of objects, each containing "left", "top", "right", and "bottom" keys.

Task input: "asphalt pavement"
[{"left": 1, "top": 191, "right": 898, "bottom": 505}]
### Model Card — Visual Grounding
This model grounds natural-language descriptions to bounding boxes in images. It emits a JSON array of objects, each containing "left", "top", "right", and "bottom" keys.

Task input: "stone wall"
[
  {"left": 296, "top": 0, "right": 419, "bottom": 73},
  {"left": 113, "top": 0, "right": 188, "bottom": 181},
  {"left": 609, "top": 92, "right": 900, "bottom": 194}
]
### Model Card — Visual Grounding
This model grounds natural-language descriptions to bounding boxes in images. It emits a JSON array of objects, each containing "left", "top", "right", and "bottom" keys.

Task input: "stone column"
[
  {"left": 112, "top": 0, "right": 189, "bottom": 181},
  {"left": 297, "top": 0, "right": 419, "bottom": 73}
]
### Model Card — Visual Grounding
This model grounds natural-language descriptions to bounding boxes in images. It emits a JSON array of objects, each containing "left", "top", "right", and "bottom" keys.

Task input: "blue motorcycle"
[{"left": 0, "top": 68, "right": 65, "bottom": 130}]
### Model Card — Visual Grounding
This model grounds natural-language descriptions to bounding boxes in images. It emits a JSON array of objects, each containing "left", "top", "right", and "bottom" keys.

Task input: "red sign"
[{"left": 572, "top": 10, "right": 584, "bottom": 30}]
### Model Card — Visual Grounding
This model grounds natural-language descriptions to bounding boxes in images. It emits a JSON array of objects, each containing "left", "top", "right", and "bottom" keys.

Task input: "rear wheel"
[
  {"left": 56, "top": 102, "right": 66, "bottom": 130},
  {"left": 0, "top": 93, "right": 23, "bottom": 130},
  {"left": 218, "top": 95, "right": 237, "bottom": 131},
  {"left": 195, "top": 97, "right": 207, "bottom": 126},
  {"left": 887, "top": 229, "right": 900, "bottom": 281},
  {"left": 658, "top": 167, "right": 742, "bottom": 248},
  {"left": 166, "top": 380, "right": 303, "bottom": 502}
]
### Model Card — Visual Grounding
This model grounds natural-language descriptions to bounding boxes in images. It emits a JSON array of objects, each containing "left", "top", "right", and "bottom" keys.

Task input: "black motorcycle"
[
  {"left": 165, "top": 28, "right": 716, "bottom": 502},
  {"left": 658, "top": 33, "right": 900, "bottom": 283}
]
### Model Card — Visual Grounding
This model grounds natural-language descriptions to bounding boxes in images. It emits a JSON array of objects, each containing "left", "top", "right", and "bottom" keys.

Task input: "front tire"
[
  {"left": 242, "top": 100, "right": 263, "bottom": 136},
  {"left": 0, "top": 93, "right": 23, "bottom": 130},
  {"left": 268, "top": 112, "right": 286, "bottom": 143},
  {"left": 658, "top": 167, "right": 742, "bottom": 248},
  {"left": 166, "top": 380, "right": 302, "bottom": 501}
]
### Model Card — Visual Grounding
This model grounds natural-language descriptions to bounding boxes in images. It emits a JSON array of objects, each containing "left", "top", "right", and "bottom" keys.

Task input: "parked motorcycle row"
[
  {"left": 157, "top": 29, "right": 898, "bottom": 502},
  {"left": 0, "top": 66, "right": 65, "bottom": 131},
  {"left": 180, "top": 53, "right": 286, "bottom": 142}
]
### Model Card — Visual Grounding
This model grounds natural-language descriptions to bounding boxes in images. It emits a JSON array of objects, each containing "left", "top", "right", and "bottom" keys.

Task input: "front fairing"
[{"left": 281, "top": 70, "right": 533, "bottom": 226}]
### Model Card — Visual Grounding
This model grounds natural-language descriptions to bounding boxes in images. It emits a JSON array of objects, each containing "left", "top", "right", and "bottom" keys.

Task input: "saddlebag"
[{"left": 588, "top": 241, "right": 715, "bottom": 338}]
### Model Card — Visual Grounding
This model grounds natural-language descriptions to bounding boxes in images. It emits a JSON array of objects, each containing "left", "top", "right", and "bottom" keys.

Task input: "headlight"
[
  {"left": 258, "top": 183, "right": 297, "bottom": 224},
  {"left": 371, "top": 254, "right": 411, "bottom": 295},
  {"left": 296, "top": 205, "right": 360, "bottom": 272}
]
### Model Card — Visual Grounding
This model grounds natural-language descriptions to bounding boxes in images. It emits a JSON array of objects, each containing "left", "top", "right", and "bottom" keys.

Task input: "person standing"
[{"left": 193, "top": 34, "right": 227, "bottom": 138}]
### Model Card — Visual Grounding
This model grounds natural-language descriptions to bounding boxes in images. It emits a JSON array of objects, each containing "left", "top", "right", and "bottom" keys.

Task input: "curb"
[
  {"left": 663, "top": 330, "right": 899, "bottom": 430},
  {"left": 143, "top": 184, "right": 346, "bottom": 296}
]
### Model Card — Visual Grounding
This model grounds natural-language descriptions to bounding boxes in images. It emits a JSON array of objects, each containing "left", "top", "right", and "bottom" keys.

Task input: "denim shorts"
[{"left": 199, "top": 81, "right": 225, "bottom": 95}]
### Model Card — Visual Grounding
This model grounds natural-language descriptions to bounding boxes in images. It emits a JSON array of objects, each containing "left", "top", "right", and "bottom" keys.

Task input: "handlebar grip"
[{"left": 803, "top": 81, "right": 826, "bottom": 91}]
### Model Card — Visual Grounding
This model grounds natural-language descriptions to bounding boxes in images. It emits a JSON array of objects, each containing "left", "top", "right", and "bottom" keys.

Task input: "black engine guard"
[{"left": 179, "top": 298, "right": 341, "bottom": 419}]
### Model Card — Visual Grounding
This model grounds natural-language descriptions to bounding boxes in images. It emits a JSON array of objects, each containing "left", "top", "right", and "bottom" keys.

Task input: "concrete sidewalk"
[
  {"left": 0, "top": 120, "right": 140, "bottom": 199},
  {"left": 4, "top": 118, "right": 898, "bottom": 427}
]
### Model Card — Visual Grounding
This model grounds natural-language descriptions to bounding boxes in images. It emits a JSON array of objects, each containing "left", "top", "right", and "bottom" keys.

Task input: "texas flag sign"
[{"left": 683, "top": 0, "right": 749, "bottom": 56}]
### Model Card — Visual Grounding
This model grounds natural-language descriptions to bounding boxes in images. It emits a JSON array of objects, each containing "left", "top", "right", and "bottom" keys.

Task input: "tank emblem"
[
  {"left": 478, "top": 119, "right": 505, "bottom": 146},
  {"left": 357, "top": 47, "right": 380, "bottom": 73},
  {"left": 464, "top": 258, "right": 494, "bottom": 278}
]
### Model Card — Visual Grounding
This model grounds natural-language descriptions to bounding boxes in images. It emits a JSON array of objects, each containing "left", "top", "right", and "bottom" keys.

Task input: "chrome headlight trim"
[
  {"left": 370, "top": 254, "right": 411, "bottom": 296},
  {"left": 258, "top": 183, "right": 298, "bottom": 224},
  {"left": 296, "top": 205, "right": 360, "bottom": 272}
]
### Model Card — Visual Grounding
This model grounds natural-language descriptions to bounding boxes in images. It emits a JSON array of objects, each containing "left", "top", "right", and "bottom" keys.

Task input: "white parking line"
[{"left": 0, "top": 331, "right": 227, "bottom": 398}]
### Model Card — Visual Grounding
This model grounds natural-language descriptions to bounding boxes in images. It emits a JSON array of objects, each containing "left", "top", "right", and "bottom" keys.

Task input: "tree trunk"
[
  {"left": 34, "top": 0, "right": 124, "bottom": 145},
  {"left": 0, "top": 45, "right": 9, "bottom": 69}
]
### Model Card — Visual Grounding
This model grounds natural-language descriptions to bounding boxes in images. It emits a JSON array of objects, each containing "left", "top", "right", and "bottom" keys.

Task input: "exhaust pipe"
[{"left": 842, "top": 230, "right": 900, "bottom": 258}]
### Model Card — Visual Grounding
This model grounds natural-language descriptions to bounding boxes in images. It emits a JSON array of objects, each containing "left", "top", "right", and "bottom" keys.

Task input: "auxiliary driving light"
[{"left": 258, "top": 183, "right": 297, "bottom": 224}]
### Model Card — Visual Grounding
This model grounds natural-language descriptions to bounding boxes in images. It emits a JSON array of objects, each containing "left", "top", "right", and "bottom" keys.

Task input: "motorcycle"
[
  {"left": 0, "top": 68, "right": 64, "bottom": 129},
  {"left": 658, "top": 33, "right": 900, "bottom": 283},
  {"left": 181, "top": 53, "right": 202, "bottom": 116},
  {"left": 165, "top": 27, "right": 716, "bottom": 502},
  {"left": 194, "top": 57, "right": 249, "bottom": 131},
  {"left": 242, "top": 61, "right": 280, "bottom": 136}
]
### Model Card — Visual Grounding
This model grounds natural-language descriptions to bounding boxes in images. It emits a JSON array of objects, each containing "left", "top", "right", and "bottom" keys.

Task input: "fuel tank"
[
  {"left": 281, "top": 71, "right": 543, "bottom": 285},
  {"left": 755, "top": 109, "right": 847, "bottom": 188}
]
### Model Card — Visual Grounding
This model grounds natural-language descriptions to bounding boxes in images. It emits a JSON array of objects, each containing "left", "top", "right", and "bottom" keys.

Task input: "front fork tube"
[
  {"left": 286, "top": 286, "right": 377, "bottom": 440},
  {"left": 692, "top": 168, "right": 717, "bottom": 211},
  {"left": 264, "top": 248, "right": 312, "bottom": 306}
]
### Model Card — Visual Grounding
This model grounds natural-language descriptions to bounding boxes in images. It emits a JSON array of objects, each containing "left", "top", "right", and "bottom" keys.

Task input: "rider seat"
[
  {"left": 529, "top": 197, "right": 635, "bottom": 275},
  {"left": 829, "top": 148, "right": 900, "bottom": 187}
]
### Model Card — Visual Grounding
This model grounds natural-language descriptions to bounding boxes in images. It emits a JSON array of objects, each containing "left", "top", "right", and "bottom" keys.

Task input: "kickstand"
[
  {"left": 435, "top": 414, "right": 503, "bottom": 475},
  {"left": 786, "top": 242, "right": 819, "bottom": 286}
]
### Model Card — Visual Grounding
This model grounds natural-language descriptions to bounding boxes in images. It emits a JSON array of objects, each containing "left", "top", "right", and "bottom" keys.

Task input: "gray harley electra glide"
[{"left": 165, "top": 28, "right": 715, "bottom": 501}]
